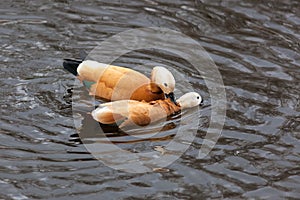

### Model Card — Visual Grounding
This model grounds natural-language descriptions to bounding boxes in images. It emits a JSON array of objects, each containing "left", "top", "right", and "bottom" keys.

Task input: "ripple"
[{"left": 1, "top": 0, "right": 300, "bottom": 198}]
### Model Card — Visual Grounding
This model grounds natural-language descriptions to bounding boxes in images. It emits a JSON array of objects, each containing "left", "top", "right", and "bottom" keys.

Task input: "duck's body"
[
  {"left": 92, "top": 92, "right": 202, "bottom": 128},
  {"left": 63, "top": 59, "right": 175, "bottom": 102}
]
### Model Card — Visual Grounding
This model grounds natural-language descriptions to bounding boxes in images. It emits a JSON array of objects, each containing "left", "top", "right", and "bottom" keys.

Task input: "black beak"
[
  {"left": 165, "top": 92, "right": 176, "bottom": 104},
  {"left": 199, "top": 99, "right": 204, "bottom": 106}
]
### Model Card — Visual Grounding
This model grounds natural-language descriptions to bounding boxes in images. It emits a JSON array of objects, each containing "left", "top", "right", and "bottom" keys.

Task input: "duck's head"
[
  {"left": 151, "top": 66, "right": 176, "bottom": 103},
  {"left": 176, "top": 92, "right": 203, "bottom": 109}
]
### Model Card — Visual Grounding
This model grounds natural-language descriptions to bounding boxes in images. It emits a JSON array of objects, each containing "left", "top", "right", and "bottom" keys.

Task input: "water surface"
[{"left": 1, "top": 0, "right": 299, "bottom": 199}]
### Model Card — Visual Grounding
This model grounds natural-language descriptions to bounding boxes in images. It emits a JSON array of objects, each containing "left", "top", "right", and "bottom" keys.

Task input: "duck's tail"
[{"left": 63, "top": 58, "right": 82, "bottom": 76}]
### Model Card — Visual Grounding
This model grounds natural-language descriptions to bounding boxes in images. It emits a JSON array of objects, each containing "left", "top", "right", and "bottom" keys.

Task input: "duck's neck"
[
  {"left": 150, "top": 83, "right": 163, "bottom": 94},
  {"left": 158, "top": 99, "right": 180, "bottom": 116}
]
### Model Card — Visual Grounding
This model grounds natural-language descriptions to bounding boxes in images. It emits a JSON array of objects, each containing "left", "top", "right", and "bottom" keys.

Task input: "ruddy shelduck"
[
  {"left": 63, "top": 59, "right": 176, "bottom": 102},
  {"left": 91, "top": 92, "right": 203, "bottom": 128}
]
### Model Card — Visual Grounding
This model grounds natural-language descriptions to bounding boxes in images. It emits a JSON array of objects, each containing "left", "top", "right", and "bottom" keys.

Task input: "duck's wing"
[
  {"left": 119, "top": 102, "right": 170, "bottom": 128},
  {"left": 92, "top": 100, "right": 139, "bottom": 124},
  {"left": 64, "top": 59, "right": 166, "bottom": 102},
  {"left": 89, "top": 67, "right": 150, "bottom": 101},
  {"left": 92, "top": 100, "right": 157, "bottom": 128},
  {"left": 68, "top": 60, "right": 148, "bottom": 100},
  {"left": 77, "top": 60, "right": 110, "bottom": 82},
  {"left": 92, "top": 106, "right": 125, "bottom": 124}
]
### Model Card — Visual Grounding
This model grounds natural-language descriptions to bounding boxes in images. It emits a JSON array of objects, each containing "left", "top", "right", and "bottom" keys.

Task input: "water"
[{"left": 1, "top": 0, "right": 299, "bottom": 199}]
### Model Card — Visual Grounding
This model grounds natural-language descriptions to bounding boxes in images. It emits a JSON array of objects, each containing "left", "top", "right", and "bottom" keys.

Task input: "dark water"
[{"left": 1, "top": 0, "right": 300, "bottom": 199}]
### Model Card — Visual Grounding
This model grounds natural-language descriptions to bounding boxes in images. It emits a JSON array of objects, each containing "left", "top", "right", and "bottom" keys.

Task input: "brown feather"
[
  {"left": 93, "top": 99, "right": 180, "bottom": 127},
  {"left": 125, "top": 99, "right": 180, "bottom": 127},
  {"left": 79, "top": 62, "right": 165, "bottom": 101},
  {"left": 92, "top": 92, "right": 202, "bottom": 128}
]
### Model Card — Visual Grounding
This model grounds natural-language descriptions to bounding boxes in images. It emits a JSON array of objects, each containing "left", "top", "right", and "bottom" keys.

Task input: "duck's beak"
[
  {"left": 199, "top": 99, "right": 204, "bottom": 106},
  {"left": 165, "top": 92, "right": 176, "bottom": 104}
]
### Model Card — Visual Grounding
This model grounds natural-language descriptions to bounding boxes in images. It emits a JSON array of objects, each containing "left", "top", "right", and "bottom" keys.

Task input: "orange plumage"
[
  {"left": 92, "top": 92, "right": 202, "bottom": 128},
  {"left": 64, "top": 60, "right": 175, "bottom": 102},
  {"left": 88, "top": 66, "right": 164, "bottom": 102}
]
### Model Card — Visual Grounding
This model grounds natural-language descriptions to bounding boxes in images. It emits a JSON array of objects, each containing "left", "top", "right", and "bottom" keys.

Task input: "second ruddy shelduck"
[
  {"left": 91, "top": 92, "right": 203, "bottom": 128},
  {"left": 63, "top": 59, "right": 176, "bottom": 102}
]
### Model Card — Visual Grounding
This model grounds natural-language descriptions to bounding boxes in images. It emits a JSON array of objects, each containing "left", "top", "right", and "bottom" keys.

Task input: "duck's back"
[
  {"left": 65, "top": 59, "right": 165, "bottom": 101},
  {"left": 85, "top": 64, "right": 163, "bottom": 101},
  {"left": 92, "top": 99, "right": 180, "bottom": 127},
  {"left": 88, "top": 66, "right": 153, "bottom": 101},
  {"left": 126, "top": 99, "right": 180, "bottom": 126}
]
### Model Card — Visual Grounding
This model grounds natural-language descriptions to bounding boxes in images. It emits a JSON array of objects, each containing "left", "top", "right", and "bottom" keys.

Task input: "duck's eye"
[
  {"left": 197, "top": 96, "right": 200, "bottom": 99},
  {"left": 164, "top": 83, "right": 168, "bottom": 87}
]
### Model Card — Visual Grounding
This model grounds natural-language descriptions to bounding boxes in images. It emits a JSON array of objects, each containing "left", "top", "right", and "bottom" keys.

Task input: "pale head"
[
  {"left": 176, "top": 92, "right": 202, "bottom": 109},
  {"left": 151, "top": 66, "right": 175, "bottom": 95}
]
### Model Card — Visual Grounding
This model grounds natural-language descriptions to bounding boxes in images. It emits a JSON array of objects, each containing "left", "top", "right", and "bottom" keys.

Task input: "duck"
[
  {"left": 91, "top": 92, "right": 202, "bottom": 128},
  {"left": 63, "top": 59, "right": 176, "bottom": 102}
]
